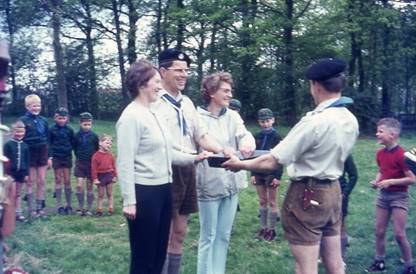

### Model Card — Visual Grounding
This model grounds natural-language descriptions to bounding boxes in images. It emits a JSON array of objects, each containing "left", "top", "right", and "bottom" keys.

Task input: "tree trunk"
[
  {"left": 111, "top": 0, "right": 129, "bottom": 106},
  {"left": 381, "top": 0, "right": 390, "bottom": 116},
  {"left": 4, "top": 0, "right": 17, "bottom": 106},
  {"left": 176, "top": 0, "right": 184, "bottom": 49},
  {"left": 81, "top": 0, "right": 98, "bottom": 117},
  {"left": 155, "top": 0, "right": 162, "bottom": 53},
  {"left": 50, "top": 0, "right": 68, "bottom": 109},
  {"left": 127, "top": 0, "right": 138, "bottom": 64},
  {"left": 282, "top": 0, "right": 296, "bottom": 124}
]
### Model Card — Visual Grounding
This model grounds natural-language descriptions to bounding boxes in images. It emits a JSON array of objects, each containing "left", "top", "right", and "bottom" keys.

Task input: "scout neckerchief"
[
  {"left": 25, "top": 112, "right": 46, "bottom": 136},
  {"left": 162, "top": 93, "right": 187, "bottom": 136},
  {"left": 260, "top": 128, "right": 276, "bottom": 150},
  {"left": 326, "top": 96, "right": 353, "bottom": 109}
]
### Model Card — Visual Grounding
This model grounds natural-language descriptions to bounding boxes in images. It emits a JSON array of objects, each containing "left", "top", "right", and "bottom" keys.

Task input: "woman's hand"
[
  {"left": 195, "top": 151, "right": 213, "bottom": 163},
  {"left": 123, "top": 204, "right": 136, "bottom": 220}
]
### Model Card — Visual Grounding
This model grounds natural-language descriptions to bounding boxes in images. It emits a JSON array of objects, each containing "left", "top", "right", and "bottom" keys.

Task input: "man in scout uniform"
[
  {"left": 223, "top": 58, "right": 359, "bottom": 274},
  {"left": 155, "top": 49, "right": 226, "bottom": 274}
]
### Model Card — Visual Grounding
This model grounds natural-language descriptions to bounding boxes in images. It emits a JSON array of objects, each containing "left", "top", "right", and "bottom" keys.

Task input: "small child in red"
[{"left": 91, "top": 134, "right": 117, "bottom": 216}]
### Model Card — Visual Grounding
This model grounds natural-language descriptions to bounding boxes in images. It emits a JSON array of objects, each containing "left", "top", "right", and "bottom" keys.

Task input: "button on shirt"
[
  {"left": 271, "top": 97, "right": 359, "bottom": 180},
  {"left": 152, "top": 90, "right": 208, "bottom": 154}
]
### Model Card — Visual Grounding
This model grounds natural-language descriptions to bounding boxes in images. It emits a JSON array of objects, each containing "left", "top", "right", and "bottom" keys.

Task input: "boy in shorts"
[
  {"left": 251, "top": 108, "right": 283, "bottom": 241},
  {"left": 19, "top": 94, "right": 49, "bottom": 217},
  {"left": 91, "top": 134, "right": 117, "bottom": 217},
  {"left": 73, "top": 112, "right": 99, "bottom": 216},
  {"left": 48, "top": 107, "right": 75, "bottom": 215},
  {"left": 4, "top": 121, "right": 29, "bottom": 221},
  {"left": 366, "top": 118, "right": 415, "bottom": 274}
]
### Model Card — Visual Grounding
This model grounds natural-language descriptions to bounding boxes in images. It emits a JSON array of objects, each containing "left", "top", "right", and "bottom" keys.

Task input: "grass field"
[{"left": 4, "top": 117, "right": 416, "bottom": 274}]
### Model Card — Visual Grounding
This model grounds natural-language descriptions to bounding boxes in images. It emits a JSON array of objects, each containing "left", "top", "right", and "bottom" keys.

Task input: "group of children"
[{"left": 3, "top": 94, "right": 117, "bottom": 221}]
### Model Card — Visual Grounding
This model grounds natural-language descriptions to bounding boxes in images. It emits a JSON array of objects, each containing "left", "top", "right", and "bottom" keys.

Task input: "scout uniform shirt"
[
  {"left": 271, "top": 97, "right": 359, "bottom": 180},
  {"left": 153, "top": 90, "right": 208, "bottom": 154}
]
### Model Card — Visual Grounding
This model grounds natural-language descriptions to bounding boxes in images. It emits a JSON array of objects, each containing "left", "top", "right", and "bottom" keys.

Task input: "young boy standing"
[
  {"left": 19, "top": 94, "right": 49, "bottom": 217},
  {"left": 91, "top": 134, "right": 117, "bottom": 216},
  {"left": 73, "top": 112, "right": 99, "bottom": 216},
  {"left": 4, "top": 121, "right": 29, "bottom": 221},
  {"left": 250, "top": 108, "right": 283, "bottom": 241},
  {"left": 367, "top": 118, "right": 415, "bottom": 274},
  {"left": 48, "top": 107, "right": 75, "bottom": 215}
]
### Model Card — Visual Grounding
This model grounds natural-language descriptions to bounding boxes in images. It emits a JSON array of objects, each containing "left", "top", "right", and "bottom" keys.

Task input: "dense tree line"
[{"left": 0, "top": 0, "right": 415, "bottom": 128}]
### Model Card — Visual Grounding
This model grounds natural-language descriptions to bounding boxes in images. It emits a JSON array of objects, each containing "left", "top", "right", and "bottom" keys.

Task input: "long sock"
[
  {"left": 27, "top": 193, "right": 34, "bottom": 213},
  {"left": 341, "top": 236, "right": 348, "bottom": 259},
  {"left": 259, "top": 208, "right": 268, "bottom": 229},
  {"left": 77, "top": 192, "right": 84, "bottom": 210},
  {"left": 55, "top": 188, "right": 62, "bottom": 208},
  {"left": 36, "top": 199, "right": 42, "bottom": 212},
  {"left": 87, "top": 192, "right": 94, "bottom": 211},
  {"left": 65, "top": 188, "right": 72, "bottom": 208},
  {"left": 167, "top": 253, "right": 182, "bottom": 274},
  {"left": 268, "top": 211, "right": 278, "bottom": 230}
]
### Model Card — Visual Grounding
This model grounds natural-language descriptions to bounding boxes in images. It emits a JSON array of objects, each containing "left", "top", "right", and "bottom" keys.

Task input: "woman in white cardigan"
[
  {"left": 196, "top": 72, "right": 255, "bottom": 274},
  {"left": 117, "top": 60, "right": 208, "bottom": 274}
]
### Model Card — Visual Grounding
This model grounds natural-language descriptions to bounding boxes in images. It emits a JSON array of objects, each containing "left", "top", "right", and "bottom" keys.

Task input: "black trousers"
[{"left": 128, "top": 183, "right": 172, "bottom": 274}]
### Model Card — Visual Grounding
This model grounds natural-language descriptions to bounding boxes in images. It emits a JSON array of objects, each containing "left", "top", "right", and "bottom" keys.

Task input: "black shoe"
[
  {"left": 65, "top": 206, "right": 73, "bottom": 215},
  {"left": 57, "top": 207, "right": 65, "bottom": 215},
  {"left": 366, "top": 260, "right": 386, "bottom": 272},
  {"left": 41, "top": 200, "right": 46, "bottom": 209}
]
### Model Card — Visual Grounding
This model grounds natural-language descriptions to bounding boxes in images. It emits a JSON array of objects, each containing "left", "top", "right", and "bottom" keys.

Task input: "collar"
[
  {"left": 159, "top": 89, "right": 183, "bottom": 102},
  {"left": 198, "top": 105, "right": 227, "bottom": 118},
  {"left": 11, "top": 138, "right": 23, "bottom": 143},
  {"left": 307, "top": 96, "right": 353, "bottom": 116},
  {"left": 384, "top": 144, "right": 399, "bottom": 153}
]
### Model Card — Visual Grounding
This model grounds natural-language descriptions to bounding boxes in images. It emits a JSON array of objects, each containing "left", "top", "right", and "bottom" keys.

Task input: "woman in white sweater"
[
  {"left": 196, "top": 72, "right": 255, "bottom": 274},
  {"left": 117, "top": 60, "right": 207, "bottom": 274}
]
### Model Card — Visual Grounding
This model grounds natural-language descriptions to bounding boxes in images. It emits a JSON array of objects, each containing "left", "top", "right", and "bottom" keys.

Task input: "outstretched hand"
[
  {"left": 222, "top": 155, "right": 243, "bottom": 172},
  {"left": 195, "top": 151, "right": 213, "bottom": 163}
]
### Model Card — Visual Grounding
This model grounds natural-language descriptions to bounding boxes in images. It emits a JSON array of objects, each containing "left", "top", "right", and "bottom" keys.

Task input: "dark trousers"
[{"left": 128, "top": 183, "right": 172, "bottom": 274}]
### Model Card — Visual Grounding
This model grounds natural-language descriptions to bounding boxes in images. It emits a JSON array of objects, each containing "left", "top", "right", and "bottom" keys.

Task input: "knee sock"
[
  {"left": 36, "top": 199, "right": 42, "bottom": 212},
  {"left": 65, "top": 188, "right": 72, "bottom": 208},
  {"left": 166, "top": 253, "right": 182, "bottom": 274},
  {"left": 87, "top": 192, "right": 94, "bottom": 211},
  {"left": 55, "top": 188, "right": 62, "bottom": 208},
  {"left": 76, "top": 192, "right": 84, "bottom": 210},
  {"left": 259, "top": 208, "right": 268, "bottom": 229},
  {"left": 268, "top": 211, "right": 278, "bottom": 230},
  {"left": 341, "top": 236, "right": 348, "bottom": 259},
  {"left": 27, "top": 193, "right": 34, "bottom": 213}
]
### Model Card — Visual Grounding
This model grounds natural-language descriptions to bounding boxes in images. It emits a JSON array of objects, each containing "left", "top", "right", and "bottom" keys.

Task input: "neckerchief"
[
  {"left": 25, "top": 111, "right": 46, "bottom": 136},
  {"left": 162, "top": 93, "right": 187, "bottom": 135},
  {"left": 326, "top": 96, "right": 354, "bottom": 109},
  {"left": 260, "top": 128, "right": 276, "bottom": 150},
  {"left": 200, "top": 105, "right": 227, "bottom": 117}
]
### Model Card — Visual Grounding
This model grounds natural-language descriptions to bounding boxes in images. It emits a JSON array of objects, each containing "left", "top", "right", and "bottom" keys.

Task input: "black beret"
[
  {"left": 306, "top": 58, "right": 346, "bottom": 81},
  {"left": 55, "top": 107, "right": 69, "bottom": 116},
  {"left": 158, "top": 48, "right": 191, "bottom": 67},
  {"left": 79, "top": 112, "right": 93, "bottom": 121}
]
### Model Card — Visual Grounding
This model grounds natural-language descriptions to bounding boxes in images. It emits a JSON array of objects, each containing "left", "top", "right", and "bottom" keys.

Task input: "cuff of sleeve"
[{"left": 123, "top": 196, "right": 136, "bottom": 207}]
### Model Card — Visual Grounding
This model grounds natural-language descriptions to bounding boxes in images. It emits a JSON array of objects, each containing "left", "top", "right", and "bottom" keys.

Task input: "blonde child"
[
  {"left": 19, "top": 94, "right": 49, "bottom": 217},
  {"left": 91, "top": 134, "right": 117, "bottom": 216}
]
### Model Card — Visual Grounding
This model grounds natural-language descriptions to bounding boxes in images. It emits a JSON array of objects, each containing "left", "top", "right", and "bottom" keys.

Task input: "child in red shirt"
[
  {"left": 91, "top": 134, "right": 117, "bottom": 216},
  {"left": 367, "top": 118, "right": 415, "bottom": 274}
]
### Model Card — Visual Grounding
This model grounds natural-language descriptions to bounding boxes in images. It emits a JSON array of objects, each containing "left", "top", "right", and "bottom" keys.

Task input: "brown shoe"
[{"left": 264, "top": 229, "right": 277, "bottom": 242}]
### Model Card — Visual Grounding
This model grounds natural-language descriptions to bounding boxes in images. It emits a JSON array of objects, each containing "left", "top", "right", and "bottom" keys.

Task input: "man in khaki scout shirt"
[{"left": 224, "top": 58, "right": 359, "bottom": 274}]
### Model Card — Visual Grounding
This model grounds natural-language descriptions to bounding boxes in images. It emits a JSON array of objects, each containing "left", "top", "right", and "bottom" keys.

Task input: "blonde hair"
[
  {"left": 377, "top": 118, "right": 401, "bottom": 136},
  {"left": 100, "top": 134, "right": 112, "bottom": 142},
  {"left": 25, "top": 94, "right": 41, "bottom": 107}
]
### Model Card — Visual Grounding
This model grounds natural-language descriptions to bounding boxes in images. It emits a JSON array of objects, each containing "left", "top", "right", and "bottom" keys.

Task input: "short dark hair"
[
  {"left": 317, "top": 74, "right": 346, "bottom": 93},
  {"left": 201, "top": 72, "right": 233, "bottom": 104},
  {"left": 125, "top": 60, "right": 158, "bottom": 99}
]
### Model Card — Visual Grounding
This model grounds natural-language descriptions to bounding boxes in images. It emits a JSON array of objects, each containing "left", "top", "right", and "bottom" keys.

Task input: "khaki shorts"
[
  {"left": 74, "top": 159, "right": 92, "bottom": 179},
  {"left": 376, "top": 190, "right": 409, "bottom": 211},
  {"left": 171, "top": 164, "right": 198, "bottom": 215},
  {"left": 52, "top": 156, "right": 73, "bottom": 169},
  {"left": 29, "top": 144, "right": 48, "bottom": 167},
  {"left": 282, "top": 179, "right": 342, "bottom": 245}
]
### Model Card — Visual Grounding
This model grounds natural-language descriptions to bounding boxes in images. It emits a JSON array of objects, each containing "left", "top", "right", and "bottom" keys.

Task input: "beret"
[
  {"left": 55, "top": 107, "right": 69, "bottom": 116},
  {"left": 79, "top": 112, "right": 93, "bottom": 121},
  {"left": 306, "top": 58, "right": 346, "bottom": 81},
  {"left": 158, "top": 48, "right": 191, "bottom": 66},
  {"left": 229, "top": 99, "right": 242, "bottom": 111},
  {"left": 257, "top": 108, "right": 274, "bottom": 120}
]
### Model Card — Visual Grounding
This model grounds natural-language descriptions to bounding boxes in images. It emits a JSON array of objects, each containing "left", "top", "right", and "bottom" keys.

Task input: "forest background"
[{"left": 1, "top": 0, "right": 416, "bottom": 129}]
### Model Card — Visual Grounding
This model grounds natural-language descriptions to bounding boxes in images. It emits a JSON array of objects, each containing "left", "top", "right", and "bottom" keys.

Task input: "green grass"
[{"left": 4, "top": 116, "right": 416, "bottom": 273}]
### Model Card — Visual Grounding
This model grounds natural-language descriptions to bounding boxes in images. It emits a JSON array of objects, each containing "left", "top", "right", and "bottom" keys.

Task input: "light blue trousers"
[{"left": 197, "top": 194, "right": 239, "bottom": 274}]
